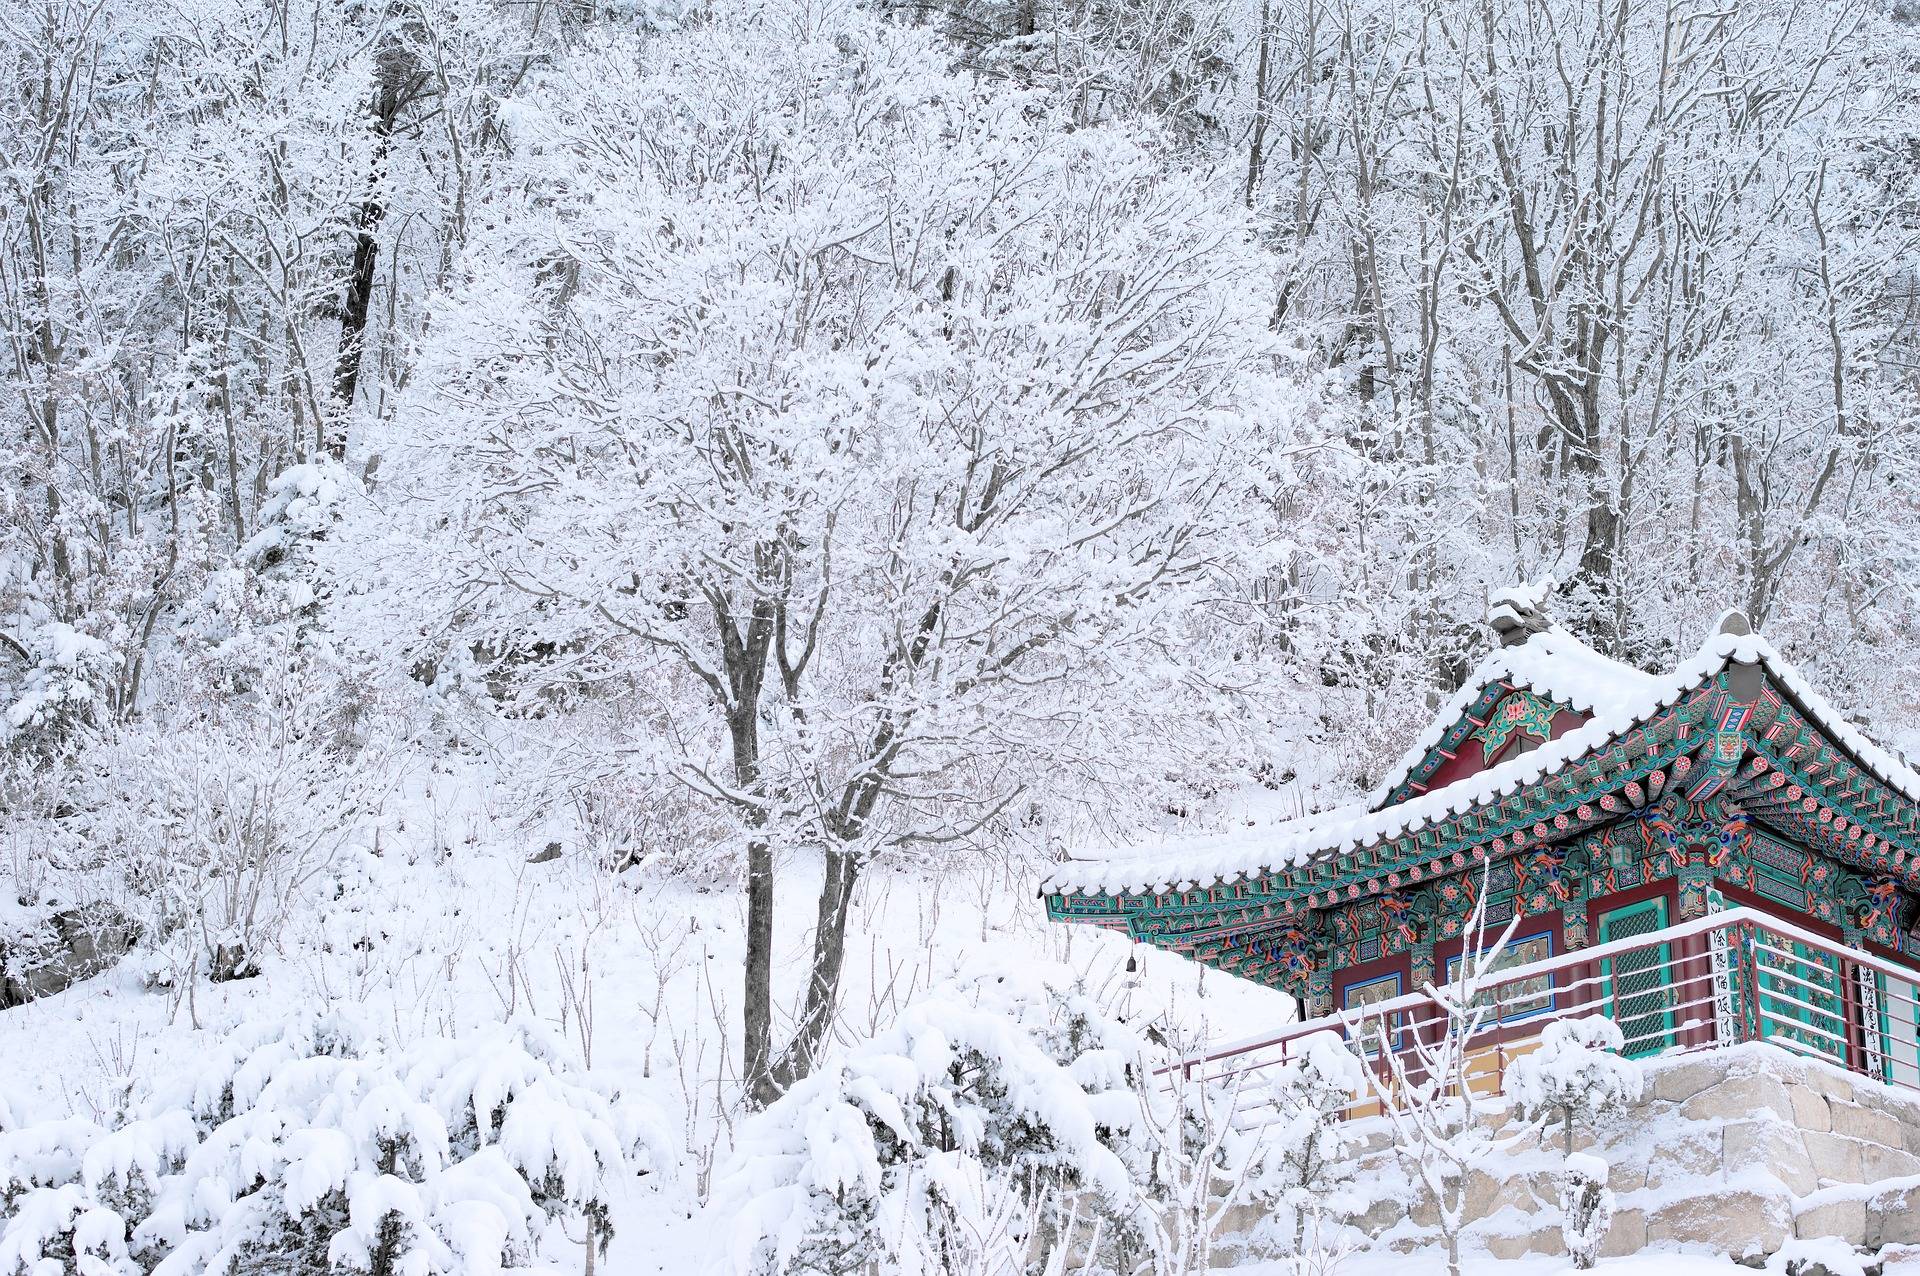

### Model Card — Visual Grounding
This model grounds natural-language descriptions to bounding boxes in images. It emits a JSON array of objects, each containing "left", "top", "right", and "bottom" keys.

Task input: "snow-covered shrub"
[
  {"left": 0, "top": 1181, "right": 142, "bottom": 1276},
  {"left": 2, "top": 620, "right": 116, "bottom": 760},
  {"left": 1504, "top": 1016, "right": 1643, "bottom": 1154},
  {"left": 711, "top": 964, "right": 1153, "bottom": 1276},
  {"left": 0, "top": 1011, "right": 666, "bottom": 1276},
  {"left": 1557, "top": 1151, "right": 1612, "bottom": 1269},
  {"left": 108, "top": 646, "right": 401, "bottom": 995},
  {"left": 241, "top": 461, "right": 359, "bottom": 575},
  {"left": 1245, "top": 1030, "right": 1368, "bottom": 1253}
]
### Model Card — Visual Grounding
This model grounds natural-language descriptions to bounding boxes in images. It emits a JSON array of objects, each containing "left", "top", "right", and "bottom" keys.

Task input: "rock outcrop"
[{"left": 0, "top": 902, "right": 136, "bottom": 1008}]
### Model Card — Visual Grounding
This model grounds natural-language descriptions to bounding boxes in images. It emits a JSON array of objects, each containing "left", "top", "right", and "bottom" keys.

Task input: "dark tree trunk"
[
  {"left": 718, "top": 593, "right": 780, "bottom": 1109},
  {"left": 328, "top": 71, "right": 405, "bottom": 457},
  {"left": 744, "top": 835, "right": 778, "bottom": 1108},
  {"left": 770, "top": 846, "right": 863, "bottom": 1091},
  {"left": 1244, "top": 0, "right": 1273, "bottom": 208}
]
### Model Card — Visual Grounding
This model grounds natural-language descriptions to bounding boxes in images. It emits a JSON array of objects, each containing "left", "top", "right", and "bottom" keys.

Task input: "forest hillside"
[{"left": 3, "top": 0, "right": 1920, "bottom": 1271}]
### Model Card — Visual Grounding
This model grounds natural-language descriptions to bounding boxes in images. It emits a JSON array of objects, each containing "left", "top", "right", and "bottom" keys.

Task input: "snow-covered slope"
[{"left": 0, "top": 751, "right": 1290, "bottom": 1272}]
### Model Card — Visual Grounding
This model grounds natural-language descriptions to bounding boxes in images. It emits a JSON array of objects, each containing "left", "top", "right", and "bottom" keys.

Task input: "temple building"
[{"left": 1041, "top": 588, "right": 1920, "bottom": 1078}]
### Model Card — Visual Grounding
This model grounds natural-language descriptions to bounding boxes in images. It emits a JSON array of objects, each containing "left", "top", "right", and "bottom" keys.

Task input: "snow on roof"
[
  {"left": 1041, "top": 631, "right": 1920, "bottom": 901},
  {"left": 1366, "top": 626, "right": 1660, "bottom": 808},
  {"left": 1757, "top": 637, "right": 1920, "bottom": 809}
]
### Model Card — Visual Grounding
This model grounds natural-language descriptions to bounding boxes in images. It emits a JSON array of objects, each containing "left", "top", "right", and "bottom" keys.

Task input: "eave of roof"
[{"left": 1041, "top": 631, "right": 1920, "bottom": 902}]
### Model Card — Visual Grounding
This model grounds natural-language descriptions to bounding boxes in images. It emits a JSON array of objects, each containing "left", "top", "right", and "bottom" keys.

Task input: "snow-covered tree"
[
  {"left": 1504, "top": 1016, "right": 1643, "bottom": 1157},
  {"left": 1247, "top": 0, "right": 1920, "bottom": 673},
  {"left": 365, "top": 0, "right": 1306, "bottom": 1106},
  {"left": 0, "top": 0, "right": 533, "bottom": 764},
  {"left": 1, "top": 621, "right": 114, "bottom": 761}
]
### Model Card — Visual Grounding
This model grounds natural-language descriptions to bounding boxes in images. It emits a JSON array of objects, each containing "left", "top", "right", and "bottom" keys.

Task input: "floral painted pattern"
[{"left": 1474, "top": 688, "right": 1559, "bottom": 755}]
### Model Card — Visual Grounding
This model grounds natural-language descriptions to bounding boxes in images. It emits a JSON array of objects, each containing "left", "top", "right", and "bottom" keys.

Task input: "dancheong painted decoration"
[{"left": 1040, "top": 584, "right": 1920, "bottom": 1043}]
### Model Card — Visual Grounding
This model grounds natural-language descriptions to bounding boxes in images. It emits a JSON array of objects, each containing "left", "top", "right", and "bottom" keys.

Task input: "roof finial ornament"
[
  {"left": 1717, "top": 608, "right": 1753, "bottom": 637},
  {"left": 1488, "top": 575, "right": 1556, "bottom": 648}
]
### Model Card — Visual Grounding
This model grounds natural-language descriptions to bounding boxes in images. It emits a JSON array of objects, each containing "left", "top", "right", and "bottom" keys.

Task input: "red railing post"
[
  {"left": 1841, "top": 951, "right": 1864, "bottom": 1077},
  {"left": 1679, "top": 928, "right": 1711, "bottom": 1051}
]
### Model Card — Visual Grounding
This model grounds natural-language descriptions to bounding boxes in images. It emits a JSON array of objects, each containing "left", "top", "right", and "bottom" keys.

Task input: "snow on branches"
[
  {"left": 711, "top": 964, "right": 1157, "bottom": 1276},
  {"left": 0, "top": 1012, "right": 666, "bottom": 1276},
  {"left": 1243, "top": 1030, "right": 1368, "bottom": 1254},
  {"left": 1363, "top": 880, "right": 1515, "bottom": 1276},
  {"left": 372, "top": 0, "right": 1307, "bottom": 856}
]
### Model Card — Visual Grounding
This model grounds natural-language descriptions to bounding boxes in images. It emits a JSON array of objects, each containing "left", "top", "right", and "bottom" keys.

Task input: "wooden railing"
[{"left": 1171, "top": 906, "right": 1920, "bottom": 1116}]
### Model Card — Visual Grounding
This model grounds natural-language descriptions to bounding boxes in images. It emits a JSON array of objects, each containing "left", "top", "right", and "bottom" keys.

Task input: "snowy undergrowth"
[
  {"left": 0, "top": 1011, "right": 659, "bottom": 1275},
  {"left": 1237, "top": 1250, "right": 1916, "bottom": 1276},
  {"left": 713, "top": 965, "right": 1153, "bottom": 1276},
  {"left": 0, "top": 748, "right": 1292, "bottom": 1274}
]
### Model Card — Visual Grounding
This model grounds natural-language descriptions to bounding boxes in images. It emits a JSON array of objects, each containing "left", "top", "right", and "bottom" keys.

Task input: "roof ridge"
[{"left": 1044, "top": 630, "right": 1735, "bottom": 897}]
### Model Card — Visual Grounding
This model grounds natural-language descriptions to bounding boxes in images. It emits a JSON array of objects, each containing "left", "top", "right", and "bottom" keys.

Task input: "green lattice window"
[{"left": 1598, "top": 897, "right": 1674, "bottom": 1058}]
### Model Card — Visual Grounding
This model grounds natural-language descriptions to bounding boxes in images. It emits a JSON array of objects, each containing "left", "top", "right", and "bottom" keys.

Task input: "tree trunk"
[
  {"left": 1243, "top": 0, "right": 1273, "bottom": 209},
  {"left": 770, "top": 846, "right": 862, "bottom": 1092},
  {"left": 743, "top": 835, "right": 778, "bottom": 1108},
  {"left": 731, "top": 688, "right": 777, "bottom": 1109},
  {"left": 328, "top": 68, "right": 406, "bottom": 456},
  {"left": 723, "top": 593, "right": 781, "bottom": 1108}
]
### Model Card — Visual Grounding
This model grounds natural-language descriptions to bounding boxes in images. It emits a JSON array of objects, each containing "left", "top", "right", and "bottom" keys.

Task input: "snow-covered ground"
[
  {"left": 11, "top": 761, "right": 1915, "bottom": 1273},
  {"left": 1, "top": 751, "right": 1300, "bottom": 1271},
  {"left": 4, "top": 659, "right": 1910, "bottom": 1274}
]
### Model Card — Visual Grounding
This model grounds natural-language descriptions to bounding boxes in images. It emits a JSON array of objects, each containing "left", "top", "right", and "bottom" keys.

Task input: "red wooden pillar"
[
  {"left": 1673, "top": 931, "right": 1714, "bottom": 1051},
  {"left": 1840, "top": 933, "right": 1865, "bottom": 1077},
  {"left": 1565, "top": 956, "right": 1597, "bottom": 1015}
]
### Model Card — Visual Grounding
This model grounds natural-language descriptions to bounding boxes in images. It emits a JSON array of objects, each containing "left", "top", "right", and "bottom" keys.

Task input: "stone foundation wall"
[{"left": 1222, "top": 1042, "right": 1920, "bottom": 1264}]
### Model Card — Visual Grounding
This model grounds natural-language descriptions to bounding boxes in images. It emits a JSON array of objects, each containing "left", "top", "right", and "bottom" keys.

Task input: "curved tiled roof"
[{"left": 1040, "top": 630, "right": 1920, "bottom": 901}]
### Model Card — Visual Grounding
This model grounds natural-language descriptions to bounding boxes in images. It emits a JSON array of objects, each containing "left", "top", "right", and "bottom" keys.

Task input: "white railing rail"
[{"left": 1169, "top": 904, "right": 1920, "bottom": 1116}]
